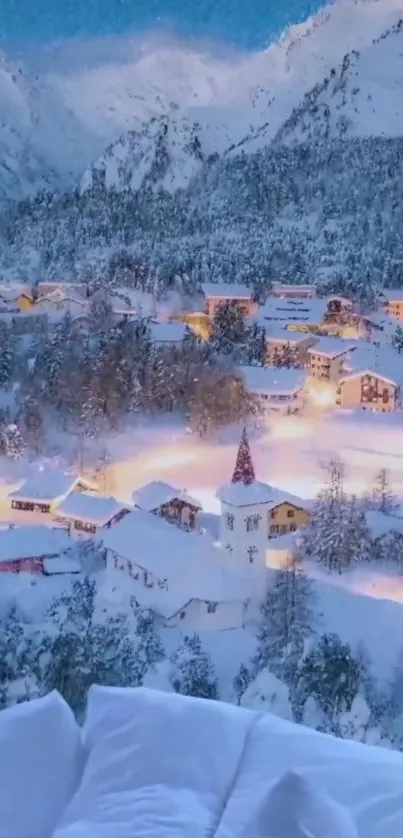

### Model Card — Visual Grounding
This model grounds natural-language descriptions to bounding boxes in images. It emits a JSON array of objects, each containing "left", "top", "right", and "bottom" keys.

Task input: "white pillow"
[
  {"left": 0, "top": 690, "right": 84, "bottom": 838},
  {"left": 53, "top": 685, "right": 255, "bottom": 838},
  {"left": 247, "top": 769, "right": 358, "bottom": 838}
]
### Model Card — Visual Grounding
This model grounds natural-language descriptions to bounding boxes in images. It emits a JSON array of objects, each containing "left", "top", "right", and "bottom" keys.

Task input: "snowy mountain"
[
  {"left": 80, "top": 114, "right": 221, "bottom": 194},
  {"left": 78, "top": 0, "right": 403, "bottom": 193},
  {"left": 275, "top": 19, "right": 403, "bottom": 144}
]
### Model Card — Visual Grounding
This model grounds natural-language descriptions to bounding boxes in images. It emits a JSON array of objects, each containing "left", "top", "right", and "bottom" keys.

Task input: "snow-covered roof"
[
  {"left": 308, "top": 337, "right": 357, "bottom": 359},
  {"left": 217, "top": 481, "right": 275, "bottom": 508},
  {"left": 239, "top": 365, "right": 306, "bottom": 396},
  {"left": 0, "top": 526, "right": 72, "bottom": 563},
  {"left": 42, "top": 556, "right": 81, "bottom": 574},
  {"left": 217, "top": 479, "right": 311, "bottom": 511},
  {"left": 132, "top": 480, "right": 201, "bottom": 512},
  {"left": 380, "top": 289, "right": 403, "bottom": 303},
  {"left": 55, "top": 492, "right": 129, "bottom": 526},
  {"left": 0, "top": 285, "right": 31, "bottom": 302},
  {"left": 103, "top": 509, "right": 250, "bottom": 603},
  {"left": 201, "top": 282, "right": 252, "bottom": 300},
  {"left": 9, "top": 471, "right": 96, "bottom": 504},
  {"left": 273, "top": 283, "right": 317, "bottom": 294},
  {"left": 262, "top": 326, "right": 315, "bottom": 344},
  {"left": 365, "top": 511, "right": 403, "bottom": 539},
  {"left": 149, "top": 322, "right": 189, "bottom": 344},
  {"left": 260, "top": 298, "right": 327, "bottom": 325}
]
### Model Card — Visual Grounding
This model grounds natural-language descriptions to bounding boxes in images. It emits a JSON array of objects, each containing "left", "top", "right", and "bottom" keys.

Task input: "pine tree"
[
  {"left": 253, "top": 555, "right": 318, "bottom": 682},
  {"left": 41, "top": 579, "right": 145, "bottom": 719},
  {"left": 233, "top": 663, "right": 252, "bottom": 705},
  {"left": 232, "top": 426, "right": 255, "bottom": 485},
  {"left": 371, "top": 468, "right": 397, "bottom": 515},
  {"left": 210, "top": 301, "right": 246, "bottom": 355},
  {"left": 297, "top": 633, "right": 362, "bottom": 723},
  {"left": 392, "top": 325, "right": 403, "bottom": 354},
  {"left": 170, "top": 634, "right": 218, "bottom": 700}
]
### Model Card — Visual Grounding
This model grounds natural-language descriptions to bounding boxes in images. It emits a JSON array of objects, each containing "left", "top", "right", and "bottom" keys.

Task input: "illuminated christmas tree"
[{"left": 231, "top": 427, "right": 255, "bottom": 485}]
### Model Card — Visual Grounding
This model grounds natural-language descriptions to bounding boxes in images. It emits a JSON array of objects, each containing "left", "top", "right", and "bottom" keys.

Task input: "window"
[
  {"left": 382, "top": 388, "right": 389, "bottom": 404},
  {"left": 287, "top": 509, "right": 295, "bottom": 518},
  {"left": 179, "top": 611, "right": 186, "bottom": 620},
  {"left": 270, "top": 524, "right": 280, "bottom": 535},
  {"left": 280, "top": 525, "right": 287, "bottom": 534},
  {"left": 226, "top": 513, "right": 234, "bottom": 531},
  {"left": 225, "top": 543, "right": 233, "bottom": 554},
  {"left": 247, "top": 546, "right": 258, "bottom": 563},
  {"left": 207, "top": 602, "right": 217, "bottom": 613},
  {"left": 245, "top": 514, "right": 261, "bottom": 532}
]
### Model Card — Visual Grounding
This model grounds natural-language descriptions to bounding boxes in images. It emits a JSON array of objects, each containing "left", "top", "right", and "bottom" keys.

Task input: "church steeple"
[{"left": 231, "top": 427, "right": 255, "bottom": 485}]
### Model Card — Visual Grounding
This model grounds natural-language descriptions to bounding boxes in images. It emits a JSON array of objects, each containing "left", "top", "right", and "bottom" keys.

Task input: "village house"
[
  {"left": 54, "top": 492, "right": 130, "bottom": 537},
  {"left": 35, "top": 281, "right": 89, "bottom": 300},
  {"left": 0, "top": 284, "right": 33, "bottom": 311},
  {"left": 336, "top": 368, "right": 400, "bottom": 412},
  {"left": 132, "top": 480, "right": 201, "bottom": 530},
  {"left": 308, "top": 338, "right": 356, "bottom": 383},
  {"left": 201, "top": 283, "right": 256, "bottom": 320},
  {"left": 272, "top": 283, "right": 317, "bottom": 299},
  {"left": 148, "top": 321, "right": 191, "bottom": 347},
  {"left": 103, "top": 508, "right": 250, "bottom": 631},
  {"left": 260, "top": 298, "right": 327, "bottom": 333},
  {"left": 263, "top": 327, "right": 317, "bottom": 366},
  {"left": 239, "top": 365, "right": 306, "bottom": 415},
  {"left": 380, "top": 290, "right": 403, "bottom": 321},
  {"left": 0, "top": 526, "right": 75, "bottom": 574},
  {"left": 266, "top": 489, "right": 312, "bottom": 537},
  {"left": 9, "top": 471, "right": 97, "bottom": 514}
]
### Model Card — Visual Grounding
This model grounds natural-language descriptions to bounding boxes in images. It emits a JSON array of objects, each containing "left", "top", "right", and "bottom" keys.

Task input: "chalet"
[
  {"left": 132, "top": 480, "right": 201, "bottom": 530},
  {"left": 36, "top": 281, "right": 89, "bottom": 300},
  {"left": 336, "top": 369, "right": 400, "bottom": 412},
  {"left": 239, "top": 365, "right": 306, "bottom": 415},
  {"left": 0, "top": 284, "right": 33, "bottom": 311},
  {"left": 308, "top": 338, "right": 356, "bottom": 383},
  {"left": 9, "top": 471, "right": 97, "bottom": 514},
  {"left": 103, "top": 509, "right": 250, "bottom": 630},
  {"left": 266, "top": 489, "right": 312, "bottom": 538},
  {"left": 325, "top": 295, "right": 353, "bottom": 319},
  {"left": 260, "top": 298, "right": 327, "bottom": 333},
  {"left": 54, "top": 492, "right": 130, "bottom": 537},
  {"left": 379, "top": 290, "right": 403, "bottom": 321},
  {"left": 263, "top": 327, "right": 317, "bottom": 366},
  {"left": 272, "top": 283, "right": 317, "bottom": 299},
  {"left": 148, "top": 322, "right": 191, "bottom": 347},
  {"left": 0, "top": 526, "right": 73, "bottom": 574},
  {"left": 201, "top": 283, "right": 255, "bottom": 320}
]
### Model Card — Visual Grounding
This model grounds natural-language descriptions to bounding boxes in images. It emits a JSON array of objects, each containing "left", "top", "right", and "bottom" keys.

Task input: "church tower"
[{"left": 216, "top": 427, "right": 272, "bottom": 571}]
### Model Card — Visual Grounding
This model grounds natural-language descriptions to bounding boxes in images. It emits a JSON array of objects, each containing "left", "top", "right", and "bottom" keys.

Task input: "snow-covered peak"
[
  {"left": 80, "top": 113, "right": 221, "bottom": 193},
  {"left": 276, "top": 19, "right": 403, "bottom": 143}
]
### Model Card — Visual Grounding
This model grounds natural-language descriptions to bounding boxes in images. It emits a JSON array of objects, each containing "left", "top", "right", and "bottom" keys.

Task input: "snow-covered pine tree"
[
  {"left": 132, "top": 609, "right": 165, "bottom": 683},
  {"left": 297, "top": 633, "right": 362, "bottom": 727},
  {"left": 170, "top": 634, "right": 218, "bottom": 700},
  {"left": 343, "top": 495, "right": 373, "bottom": 566},
  {"left": 41, "top": 581, "right": 145, "bottom": 719},
  {"left": 371, "top": 468, "right": 398, "bottom": 515},
  {"left": 210, "top": 301, "right": 246, "bottom": 356},
  {"left": 392, "top": 325, "right": 403, "bottom": 354},
  {"left": 252, "top": 555, "right": 318, "bottom": 683},
  {"left": 233, "top": 662, "right": 252, "bottom": 705}
]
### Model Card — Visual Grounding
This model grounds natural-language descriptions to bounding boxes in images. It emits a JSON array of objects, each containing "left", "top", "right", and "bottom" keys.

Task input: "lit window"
[{"left": 287, "top": 509, "right": 295, "bottom": 518}]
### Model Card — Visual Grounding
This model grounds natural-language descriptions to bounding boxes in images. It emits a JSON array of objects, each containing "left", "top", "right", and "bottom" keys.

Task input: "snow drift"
[{"left": 2, "top": 686, "right": 403, "bottom": 838}]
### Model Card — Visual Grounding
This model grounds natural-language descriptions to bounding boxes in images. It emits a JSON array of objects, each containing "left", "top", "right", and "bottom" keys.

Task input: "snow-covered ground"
[{"left": 3, "top": 409, "right": 403, "bottom": 693}]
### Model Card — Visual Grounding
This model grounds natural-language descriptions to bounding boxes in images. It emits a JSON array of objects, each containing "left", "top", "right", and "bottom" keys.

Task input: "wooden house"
[
  {"left": 132, "top": 481, "right": 201, "bottom": 530},
  {"left": 0, "top": 526, "right": 73, "bottom": 574},
  {"left": 9, "top": 471, "right": 97, "bottom": 514},
  {"left": 54, "top": 492, "right": 130, "bottom": 537}
]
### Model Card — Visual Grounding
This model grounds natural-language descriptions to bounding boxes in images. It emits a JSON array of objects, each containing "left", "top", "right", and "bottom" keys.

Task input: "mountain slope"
[{"left": 275, "top": 19, "right": 403, "bottom": 144}]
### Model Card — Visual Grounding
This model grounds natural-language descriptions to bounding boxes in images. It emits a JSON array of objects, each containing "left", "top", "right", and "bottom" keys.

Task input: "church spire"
[{"left": 231, "top": 427, "right": 255, "bottom": 485}]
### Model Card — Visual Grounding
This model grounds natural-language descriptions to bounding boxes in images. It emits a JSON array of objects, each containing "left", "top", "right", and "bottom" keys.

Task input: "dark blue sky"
[{"left": 0, "top": 0, "right": 323, "bottom": 48}]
